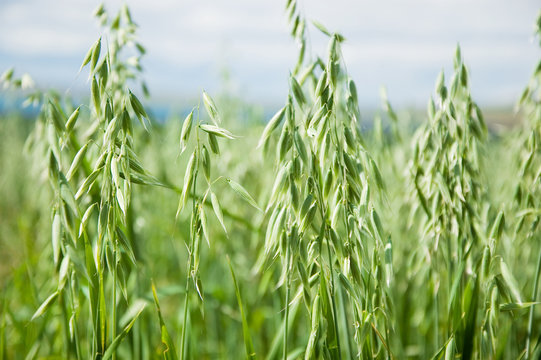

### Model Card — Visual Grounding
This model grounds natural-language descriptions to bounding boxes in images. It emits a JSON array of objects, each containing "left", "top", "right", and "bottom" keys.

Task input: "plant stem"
[
  {"left": 338, "top": 283, "right": 353, "bottom": 359},
  {"left": 181, "top": 130, "right": 200, "bottom": 359},
  {"left": 180, "top": 271, "right": 190, "bottom": 360},
  {"left": 112, "top": 238, "right": 118, "bottom": 360},
  {"left": 283, "top": 244, "right": 290, "bottom": 360},
  {"left": 325, "top": 228, "right": 342, "bottom": 360},
  {"left": 525, "top": 238, "right": 541, "bottom": 359}
]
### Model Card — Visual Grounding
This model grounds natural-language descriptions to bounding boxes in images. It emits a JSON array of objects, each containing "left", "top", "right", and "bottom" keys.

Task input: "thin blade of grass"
[
  {"left": 102, "top": 303, "right": 146, "bottom": 360},
  {"left": 227, "top": 256, "right": 256, "bottom": 360},
  {"left": 151, "top": 282, "right": 179, "bottom": 360}
]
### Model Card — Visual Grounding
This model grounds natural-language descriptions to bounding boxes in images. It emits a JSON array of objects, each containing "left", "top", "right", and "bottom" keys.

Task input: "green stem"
[
  {"left": 338, "top": 283, "right": 353, "bottom": 359},
  {"left": 112, "top": 238, "right": 118, "bottom": 360},
  {"left": 525, "top": 238, "right": 541, "bottom": 359},
  {"left": 447, "top": 232, "right": 453, "bottom": 338},
  {"left": 181, "top": 130, "right": 200, "bottom": 359},
  {"left": 283, "top": 245, "right": 290, "bottom": 360},
  {"left": 59, "top": 292, "right": 72, "bottom": 359},
  {"left": 180, "top": 270, "right": 190, "bottom": 360},
  {"left": 325, "top": 228, "right": 342, "bottom": 360},
  {"left": 434, "top": 273, "right": 439, "bottom": 356},
  {"left": 68, "top": 271, "right": 83, "bottom": 360},
  {"left": 180, "top": 218, "right": 194, "bottom": 360},
  {"left": 81, "top": 229, "right": 99, "bottom": 357}
]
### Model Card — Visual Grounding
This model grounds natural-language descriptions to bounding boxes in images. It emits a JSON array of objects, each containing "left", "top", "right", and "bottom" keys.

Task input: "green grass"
[{"left": 1, "top": 2, "right": 541, "bottom": 359}]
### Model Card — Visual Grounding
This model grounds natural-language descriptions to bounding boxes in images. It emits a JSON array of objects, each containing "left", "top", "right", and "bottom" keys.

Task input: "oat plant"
[
  {"left": 256, "top": 2, "right": 392, "bottom": 358},
  {"left": 2, "top": 2, "right": 541, "bottom": 360},
  {"left": 406, "top": 46, "right": 524, "bottom": 359},
  {"left": 169, "top": 91, "right": 259, "bottom": 359},
  {"left": 22, "top": 4, "right": 154, "bottom": 358},
  {"left": 514, "top": 10, "right": 541, "bottom": 359}
]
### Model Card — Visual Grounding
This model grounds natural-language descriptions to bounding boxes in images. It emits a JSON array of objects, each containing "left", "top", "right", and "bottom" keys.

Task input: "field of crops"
[{"left": 1, "top": 3, "right": 541, "bottom": 359}]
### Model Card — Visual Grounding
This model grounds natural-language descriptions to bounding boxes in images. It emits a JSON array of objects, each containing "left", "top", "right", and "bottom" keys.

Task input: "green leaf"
[
  {"left": 151, "top": 282, "right": 178, "bottom": 360},
  {"left": 500, "top": 259, "right": 523, "bottom": 304},
  {"left": 102, "top": 303, "right": 146, "bottom": 360},
  {"left": 65, "top": 106, "right": 81, "bottom": 132},
  {"left": 257, "top": 106, "right": 286, "bottom": 149},
  {"left": 31, "top": 291, "right": 59, "bottom": 321},
  {"left": 90, "top": 37, "right": 101, "bottom": 73},
  {"left": 226, "top": 178, "right": 261, "bottom": 211},
  {"left": 199, "top": 124, "right": 237, "bottom": 139},
  {"left": 177, "top": 151, "right": 197, "bottom": 217},
  {"left": 203, "top": 91, "right": 220, "bottom": 125},
  {"left": 489, "top": 210, "right": 505, "bottom": 240},
  {"left": 304, "top": 294, "right": 320, "bottom": 360},
  {"left": 208, "top": 132, "right": 220, "bottom": 155},
  {"left": 201, "top": 145, "right": 211, "bottom": 182},
  {"left": 91, "top": 77, "right": 100, "bottom": 115},
  {"left": 80, "top": 38, "right": 99, "bottom": 72},
  {"left": 371, "top": 158, "right": 385, "bottom": 190},
  {"left": 51, "top": 212, "right": 61, "bottom": 265},
  {"left": 500, "top": 302, "right": 541, "bottom": 312},
  {"left": 179, "top": 110, "right": 194, "bottom": 154},
  {"left": 66, "top": 142, "right": 89, "bottom": 180},
  {"left": 227, "top": 256, "right": 256, "bottom": 359},
  {"left": 116, "top": 227, "right": 137, "bottom": 265},
  {"left": 430, "top": 336, "right": 454, "bottom": 360},
  {"left": 211, "top": 192, "right": 227, "bottom": 236},
  {"left": 370, "top": 209, "right": 384, "bottom": 244},
  {"left": 312, "top": 20, "right": 331, "bottom": 36},
  {"left": 129, "top": 90, "right": 148, "bottom": 119},
  {"left": 60, "top": 176, "right": 79, "bottom": 217},
  {"left": 200, "top": 206, "right": 210, "bottom": 247},
  {"left": 290, "top": 76, "right": 306, "bottom": 107},
  {"left": 75, "top": 170, "right": 100, "bottom": 200},
  {"left": 48, "top": 101, "right": 66, "bottom": 132},
  {"left": 0, "top": 67, "right": 14, "bottom": 83},
  {"left": 293, "top": 131, "right": 308, "bottom": 165}
]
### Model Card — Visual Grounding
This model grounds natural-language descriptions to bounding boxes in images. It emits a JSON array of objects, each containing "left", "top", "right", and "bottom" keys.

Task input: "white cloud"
[
  {"left": 0, "top": 0, "right": 539, "bottom": 107},
  {"left": 0, "top": 0, "right": 96, "bottom": 55}
]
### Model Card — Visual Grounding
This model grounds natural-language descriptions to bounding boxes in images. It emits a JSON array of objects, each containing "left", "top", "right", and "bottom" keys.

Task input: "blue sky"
[{"left": 0, "top": 0, "right": 539, "bottom": 108}]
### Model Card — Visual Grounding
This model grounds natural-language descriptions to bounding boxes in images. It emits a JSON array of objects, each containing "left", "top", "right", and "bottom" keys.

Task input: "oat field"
[{"left": 1, "top": 3, "right": 541, "bottom": 359}]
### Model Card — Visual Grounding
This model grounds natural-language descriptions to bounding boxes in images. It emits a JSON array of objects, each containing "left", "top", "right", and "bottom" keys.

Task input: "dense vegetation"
[{"left": 1, "top": 3, "right": 541, "bottom": 359}]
